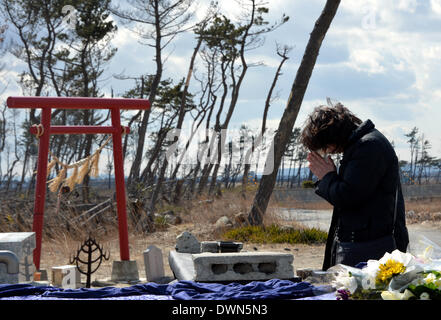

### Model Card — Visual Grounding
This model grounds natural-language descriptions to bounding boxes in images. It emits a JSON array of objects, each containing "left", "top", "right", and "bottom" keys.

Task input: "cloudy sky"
[{"left": 1, "top": 0, "right": 441, "bottom": 163}]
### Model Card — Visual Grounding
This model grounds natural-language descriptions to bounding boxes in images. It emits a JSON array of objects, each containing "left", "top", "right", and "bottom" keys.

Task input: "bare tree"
[
  {"left": 196, "top": 0, "right": 289, "bottom": 195},
  {"left": 111, "top": 0, "right": 196, "bottom": 185},
  {"left": 0, "top": 23, "right": 8, "bottom": 75},
  {"left": 0, "top": 0, "right": 69, "bottom": 123},
  {"left": 242, "top": 43, "right": 291, "bottom": 197},
  {"left": 248, "top": 0, "right": 341, "bottom": 225}
]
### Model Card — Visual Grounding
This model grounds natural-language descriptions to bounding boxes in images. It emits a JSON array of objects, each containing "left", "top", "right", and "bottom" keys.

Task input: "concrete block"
[
  {"left": 168, "top": 251, "right": 196, "bottom": 281},
  {"left": 200, "top": 241, "right": 219, "bottom": 253},
  {"left": 168, "top": 250, "right": 294, "bottom": 282},
  {"left": 218, "top": 241, "right": 243, "bottom": 253},
  {"left": 200, "top": 241, "right": 243, "bottom": 253},
  {"left": 51, "top": 265, "right": 81, "bottom": 289},
  {"left": 0, "top": 232, "right": 35, "bottom": 284},
  {"left": 143, "top": 245, "right": 165, "bottom": 282},
  {"left": 175, "top": 231, "right": 200, "bottom": 253},
  {"left": 0, "top": 250, "right": 19, "bottom": 273},
  {"left": 111, "top": 260, "right": 140, "bottom": 282}
]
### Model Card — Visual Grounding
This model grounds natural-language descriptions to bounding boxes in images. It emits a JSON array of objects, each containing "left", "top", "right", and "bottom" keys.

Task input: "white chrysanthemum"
[
  {"left": 361, "top": 275, "right": 376, "bottom": 290},
  {"left": 381, "top": 289, "right": 414, "bottom": 300},
  {"left": 424, "top": 272, "right": 437, "bottom": 284},
  {"left": 334, "top": 273, "right": 358, "bottom": 294},
  {"left": 379, "top": 249, "right": 415, "bottom": 267},
  {"left": 423, "top": 272, "right": 441, "bottom": 288},
  {"left": 364, "top": 260, "right": 381, "bottom": 278}
]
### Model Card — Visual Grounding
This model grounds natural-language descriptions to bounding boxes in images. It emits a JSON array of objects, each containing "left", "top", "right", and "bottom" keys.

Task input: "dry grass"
[
  {"left": 404, "top": 198, "right": 441, "bottom": 224},
  {"left": 405, "top": 198, "right": 441, "bottom": 214},
  {"left": 17, "top": 187, "right": 325, "bottom": 282}
]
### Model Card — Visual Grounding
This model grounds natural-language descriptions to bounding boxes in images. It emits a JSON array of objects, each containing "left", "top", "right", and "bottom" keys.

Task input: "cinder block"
[
  {"left": 169, "top": 250, "right": 294, "bottom": 282},
  {"left": 0, "top": 232, "right": 35, "bottom": 284},
  {"left": 51, "top": 265, "right": 81, "bottom": 288}
]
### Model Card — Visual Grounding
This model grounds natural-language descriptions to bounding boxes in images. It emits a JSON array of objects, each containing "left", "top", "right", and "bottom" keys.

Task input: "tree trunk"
[
  {"left": 189, "top": 160, "right": 201, "bottom": 196},
  {"left": 198, "top": 163, "right": 214, "bottom": 195},
  {"left": 297, "top": 162, "right": 303, "bottom": 187},
  {"left": 16, "top": 143, "right": 30, "bottom": 194},
  {"left": 150, "top": 35, "right": 203, "bottom": 205},
  {"left": 208, "top": 163, "right": 220, "bottom": 195},
  {"left": 128, "top": 1, "right": 163, "bottom": 185},
  {"left": 308, "top": 168, "right": 314, "bottom": 181},
  {"left": 247, "top": 0, "right": 341, "bottom": 225},
  {"left": 147, "top": 155, "right": 168, "bottom": 219}
]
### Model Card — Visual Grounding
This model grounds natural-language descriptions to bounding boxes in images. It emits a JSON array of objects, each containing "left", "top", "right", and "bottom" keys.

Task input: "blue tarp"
[{"left": 0, "top": 279, "right": 331, "bottom": 300}]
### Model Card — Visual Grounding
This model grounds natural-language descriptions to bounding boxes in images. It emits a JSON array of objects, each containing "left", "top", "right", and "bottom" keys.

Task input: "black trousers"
[{"left": 333, "top": 235, "right": 397, "bottom": 267}]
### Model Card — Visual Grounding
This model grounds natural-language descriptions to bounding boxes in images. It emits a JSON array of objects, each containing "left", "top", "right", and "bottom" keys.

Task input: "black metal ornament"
[{"left": 70, "top": 237, "right": 110, "bottom": 288}]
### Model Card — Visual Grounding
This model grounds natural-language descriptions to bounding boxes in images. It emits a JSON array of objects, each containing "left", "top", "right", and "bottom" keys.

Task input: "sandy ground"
[
  {"left": 38, "top": 210, "right": 441, "bottom": 287},
  {"left": 39, "top": 222, "right": 326, "bottom": 287}
]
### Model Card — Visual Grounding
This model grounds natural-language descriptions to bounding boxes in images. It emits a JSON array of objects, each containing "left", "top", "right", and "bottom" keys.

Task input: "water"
[
  {"left": 277, "top": 208, "right": 441, "bottom": 254},
  {"left": 277, "top": 208, "right": 332, "bottom": 231}
]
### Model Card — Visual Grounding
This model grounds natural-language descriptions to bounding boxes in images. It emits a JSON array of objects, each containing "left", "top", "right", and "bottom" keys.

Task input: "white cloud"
[
  {"left": 166, "top": 55, "right": 190, "bottom": 77},
  {"left": 2, "top": 0, "right": 441, "bottom": 165},
  {"left": 431, "top": 0, "right": 441, "bottom": 14},
  {"left": 246, "top": 54, "right": 284, "bottom": 69},
  {"left": 397, "top": 0, "right": 419, "bottom": 13},
  {"left": 348, "top": 49, "right": 385, "bottom": 74},
  {"left": 111, "top": 26, "right": 139, "bottom": 48}
]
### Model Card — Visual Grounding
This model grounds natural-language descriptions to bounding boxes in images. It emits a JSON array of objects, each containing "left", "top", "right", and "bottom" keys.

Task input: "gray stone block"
[
  {"left": 111, "top": 260, "right": 140, "bottom": 282},
  {"left": 51, "top": 265, "right": 81, "bottom": 288},
  {"left": 143, "top": 245, "right": 165, "bottom": 282},
  {"left": 0, "top": 250, "right": 19, "bottom": 273},
  {"left": 175, "top": 231, "right": 200, "bottom": 253},
  {"left": 200, "top": 241, "right": 243, "bottom": 253},
  {"left": 168, "top": 251, "right": 195, "bottom": 281},
  {"left": 200, "top": 241, "right": 219, "bottom": 253},
  {"left": 0, "top": 232, "right": 35, "bottom": 284},
  {"left": 168, "top": 250, "right": 294, "bottom": 282}
]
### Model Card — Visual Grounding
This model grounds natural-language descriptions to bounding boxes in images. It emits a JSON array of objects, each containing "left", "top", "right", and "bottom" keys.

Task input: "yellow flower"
[{"left": 375, "top": 259, "right": 406, "bottom": 285}]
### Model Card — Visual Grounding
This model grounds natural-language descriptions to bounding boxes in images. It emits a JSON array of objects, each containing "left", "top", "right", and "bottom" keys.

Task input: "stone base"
[
  {"left": 111, "top": 260, "right": 140, "bottom": 282},
  {"left": 38, "top": 269, "right": 48, "bottom": 281},
  {"left": 51, "top": 265, "right": 81, "bottom": 288},
  {"left": 0, "top": 232, "right": 36, "bottom": 284},
  {"left": 169, "top": 250, "right": 294, "bottom": 282}
]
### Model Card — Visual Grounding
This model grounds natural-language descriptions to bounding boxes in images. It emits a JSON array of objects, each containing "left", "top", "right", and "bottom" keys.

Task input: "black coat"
[{"left": 315, "top": 120, "right": 410, "bottom": 270}]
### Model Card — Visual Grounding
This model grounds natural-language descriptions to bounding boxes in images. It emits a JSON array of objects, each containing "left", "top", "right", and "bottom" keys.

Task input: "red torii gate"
[{"left": 6, "top": 96, "right": 150, "bottom": 270}]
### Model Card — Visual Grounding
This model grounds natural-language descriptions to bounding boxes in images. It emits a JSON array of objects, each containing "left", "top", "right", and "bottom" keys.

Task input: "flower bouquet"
[{"left": 330, "top": 237, "right": 441, "bottom": 300}]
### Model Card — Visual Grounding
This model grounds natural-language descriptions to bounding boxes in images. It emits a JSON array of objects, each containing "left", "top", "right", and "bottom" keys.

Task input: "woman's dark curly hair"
[{"left": 300, "top": 103, "right": 362, "bottom": 152}]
